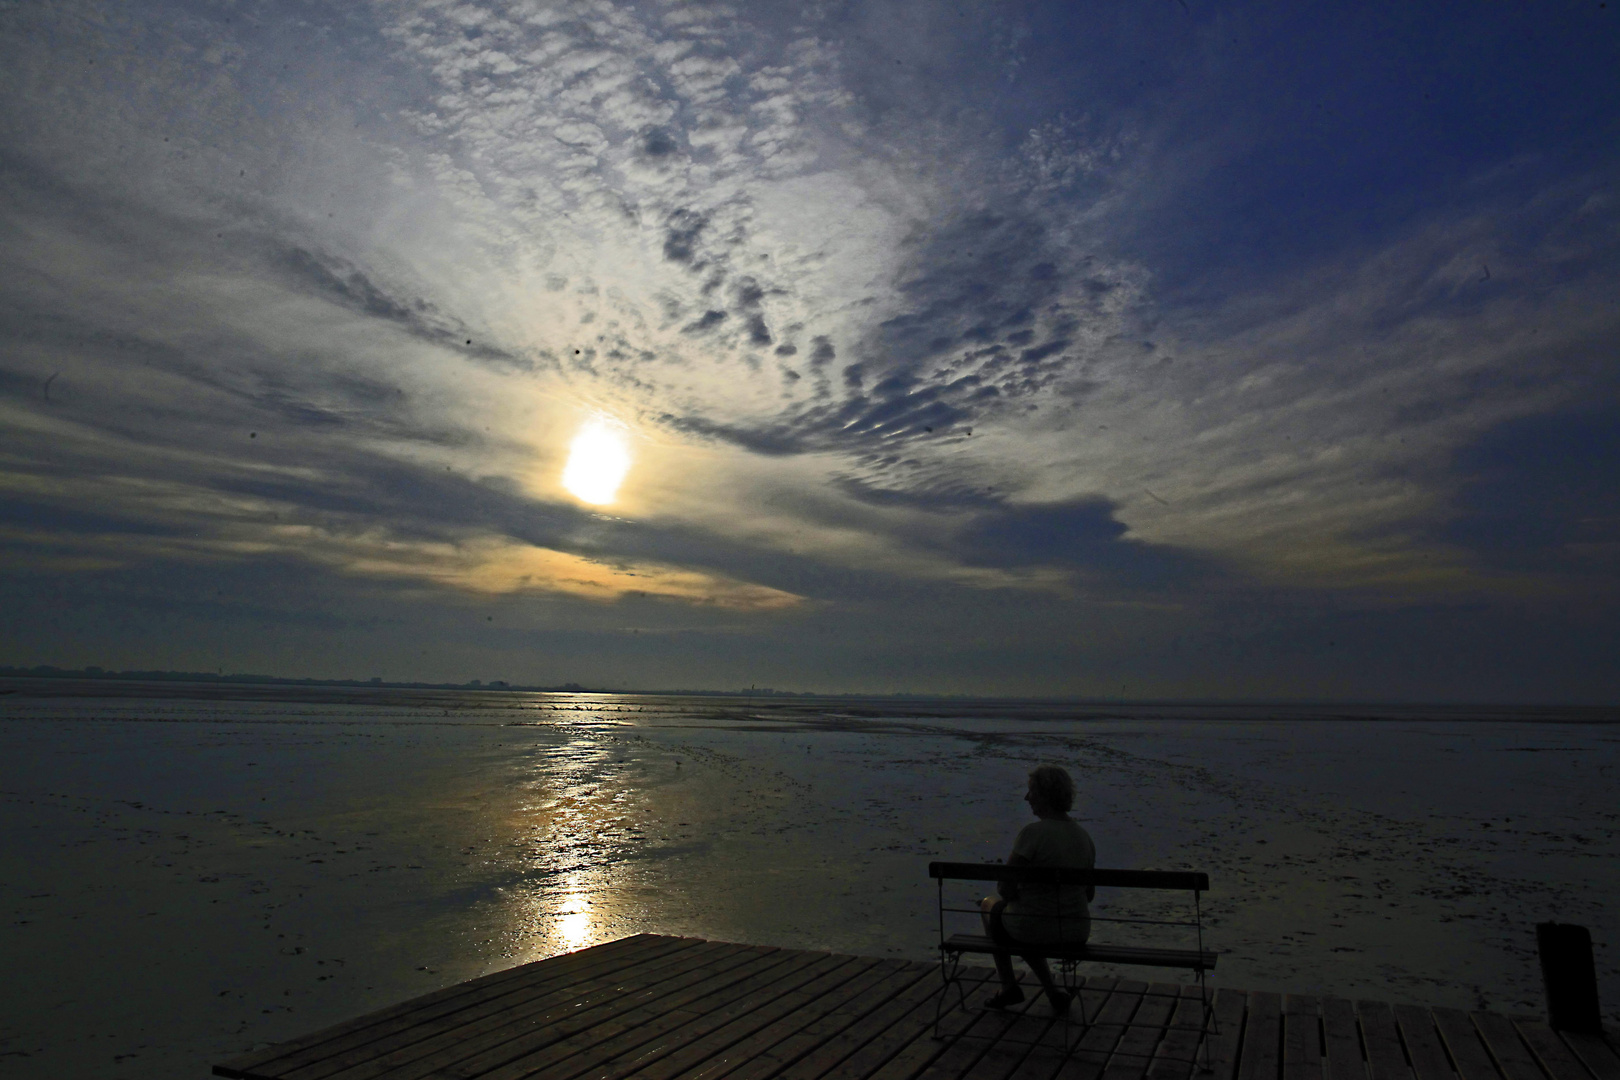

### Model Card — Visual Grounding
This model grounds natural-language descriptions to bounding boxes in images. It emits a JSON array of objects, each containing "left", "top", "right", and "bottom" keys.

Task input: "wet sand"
[{"left": 1, "top": 685, "right": 1615, "bottom": 1079}]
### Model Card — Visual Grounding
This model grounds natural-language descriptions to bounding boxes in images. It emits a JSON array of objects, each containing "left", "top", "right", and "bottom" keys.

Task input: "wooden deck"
[{"left": 215, "top": 934, "right": 1620, "bottom": 1080}]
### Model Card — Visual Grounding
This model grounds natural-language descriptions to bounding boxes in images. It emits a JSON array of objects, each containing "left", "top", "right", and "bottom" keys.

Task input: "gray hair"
[{"left": 1028, "top": 764, "right": 1075, "bottom": 813}]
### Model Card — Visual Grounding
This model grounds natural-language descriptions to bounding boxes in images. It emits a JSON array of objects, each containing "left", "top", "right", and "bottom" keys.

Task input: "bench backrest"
[{"left": 927, "top": 861, "right": 1208, "bottom": 892}]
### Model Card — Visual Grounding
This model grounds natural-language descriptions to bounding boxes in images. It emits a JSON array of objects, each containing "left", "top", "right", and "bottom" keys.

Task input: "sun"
[{"left": 561, "top": 418, "right": 632, "bottom": 505}]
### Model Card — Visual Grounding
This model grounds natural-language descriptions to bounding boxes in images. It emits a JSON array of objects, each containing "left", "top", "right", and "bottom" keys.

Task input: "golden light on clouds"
[
  {"left": 329, "top": 533, "right": 803, "bottom": 610},
  {"left": 562, "top": 418, "right": 631, "bottom": 505}
]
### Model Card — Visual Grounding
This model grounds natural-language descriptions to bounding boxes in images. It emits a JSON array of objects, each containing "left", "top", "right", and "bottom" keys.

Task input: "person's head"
[{"left": 1024, "top": 764, "right": 1075, "bottom": 816}]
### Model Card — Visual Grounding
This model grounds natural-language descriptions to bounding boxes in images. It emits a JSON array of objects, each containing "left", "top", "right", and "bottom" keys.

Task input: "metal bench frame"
[{"left": 928, "top": 861, "right": 1219, "bottom": 1067}]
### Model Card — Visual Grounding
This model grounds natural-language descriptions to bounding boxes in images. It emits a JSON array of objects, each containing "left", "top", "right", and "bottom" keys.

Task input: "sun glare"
[{"left": 561, "top": 418, "right": 632, "bottom": 505}]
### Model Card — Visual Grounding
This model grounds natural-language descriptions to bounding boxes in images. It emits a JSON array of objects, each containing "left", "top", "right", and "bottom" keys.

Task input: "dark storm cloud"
[{"left": 954, "top": 498, "right": 1215, "bottom": 592}]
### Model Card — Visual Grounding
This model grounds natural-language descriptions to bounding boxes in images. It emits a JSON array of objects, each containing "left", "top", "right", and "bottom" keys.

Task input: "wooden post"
[{"left": 1535, "top": 922, "right": 1601, "bottom": 1033}]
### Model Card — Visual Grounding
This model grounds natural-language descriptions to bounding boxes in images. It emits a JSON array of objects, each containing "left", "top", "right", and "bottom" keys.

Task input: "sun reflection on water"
[{"left": 555, "top": 874, "right": 593, "bottom": 951}]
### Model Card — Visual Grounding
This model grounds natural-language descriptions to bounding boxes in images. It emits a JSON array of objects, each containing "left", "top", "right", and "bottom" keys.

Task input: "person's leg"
[
  {"left": 1020, "top": 954, "right": 1071, "bottom": 1012},
  {"left": 979, "top": 897, "right": 1024, "bottom": 1007}
]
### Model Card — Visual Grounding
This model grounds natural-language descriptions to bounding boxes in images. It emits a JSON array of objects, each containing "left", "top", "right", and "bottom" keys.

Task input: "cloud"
[
  {"left": 1, "top": 0, "right": 1618, "bottom": 693},
  {"left": 285, "top": 528, "right": 806, "bottom": 610},
  {"left": 0, "top": 463, "right": 802, "bottom": 611},
  {"left": 954, "top": 498, "right": 1216, "bottom": 594}
]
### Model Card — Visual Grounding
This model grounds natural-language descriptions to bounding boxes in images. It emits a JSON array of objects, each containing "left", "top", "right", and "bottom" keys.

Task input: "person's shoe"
[
  {"left": 986, "top": 987, "right": 1026, "bottom": 1010},
  {"left": 1047, "top": 990, "right": 1073, "bottom": 1014}
]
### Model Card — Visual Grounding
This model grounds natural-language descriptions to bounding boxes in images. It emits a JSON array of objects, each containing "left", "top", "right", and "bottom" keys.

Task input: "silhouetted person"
[{"left": 979, "top": 764, "right": 1095, "bottom": 1012}]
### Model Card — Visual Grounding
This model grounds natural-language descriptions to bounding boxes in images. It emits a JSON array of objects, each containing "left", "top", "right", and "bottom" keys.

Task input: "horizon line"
[{"left": 1, "top": 664, "right": 1615, "bottom": 711}]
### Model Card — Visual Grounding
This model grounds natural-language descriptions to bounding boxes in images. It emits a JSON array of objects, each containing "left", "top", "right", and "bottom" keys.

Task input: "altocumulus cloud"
[{"left": 0, "top": 0, "right": 1616, "bottom": 697}]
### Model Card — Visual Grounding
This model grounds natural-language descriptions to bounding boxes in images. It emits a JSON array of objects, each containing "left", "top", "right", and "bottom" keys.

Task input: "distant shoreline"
[
  {"left": 1, "top": 667, "right": 1615, "bottom": 717},
  {"left": 0, "top": 664, "right": 604, "bottom": 694},
  {"left": 0, "top": 664, "right": 890, "bottom": 699}
]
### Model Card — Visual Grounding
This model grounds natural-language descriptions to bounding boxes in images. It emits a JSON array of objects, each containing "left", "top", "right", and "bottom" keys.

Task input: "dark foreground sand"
[{"left": 1, "top": 684, "right": 1615, "bottom": 1079}]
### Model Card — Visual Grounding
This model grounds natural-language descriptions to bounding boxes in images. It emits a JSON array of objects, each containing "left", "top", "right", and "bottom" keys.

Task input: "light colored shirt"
[{"left": 999, "top": 817, "right": 1096, "bottom": 943}]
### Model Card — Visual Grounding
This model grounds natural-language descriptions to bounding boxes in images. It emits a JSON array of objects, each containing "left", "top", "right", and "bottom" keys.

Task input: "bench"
[{"left": 927, "top": 861, "right": 1219, "bottom": 1059}]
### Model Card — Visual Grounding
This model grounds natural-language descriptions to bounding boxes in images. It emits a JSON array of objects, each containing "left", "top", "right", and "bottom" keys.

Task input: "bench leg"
[
  {"left": 933, "top": 949, "right": 973, "bottom": 1039},
  {"left": 1195, "top": 970, "right": 1215, "bottom": 1073}
]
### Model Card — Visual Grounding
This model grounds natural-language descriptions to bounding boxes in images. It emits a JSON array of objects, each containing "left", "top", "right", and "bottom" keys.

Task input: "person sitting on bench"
[{"left": 979, "top": 764, "right": 1096, "bottom": 1013}]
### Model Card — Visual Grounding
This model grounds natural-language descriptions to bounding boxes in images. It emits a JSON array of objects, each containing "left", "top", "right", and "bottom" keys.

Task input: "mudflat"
[{"left": 2, "top": 683, "right": 1615, "bottom": 1079}]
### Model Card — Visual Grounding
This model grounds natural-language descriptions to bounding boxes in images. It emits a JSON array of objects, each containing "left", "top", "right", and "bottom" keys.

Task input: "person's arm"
[
  {"left": 998, "top": 849, "right": 1032, "bottom": 900},
  {"left": 1000, "top": 821, "right": 1048, "bottom": 900}
]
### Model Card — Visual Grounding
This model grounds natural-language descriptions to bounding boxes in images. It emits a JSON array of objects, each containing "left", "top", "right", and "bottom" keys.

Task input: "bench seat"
[{"left": 942, "top": 932, "right": 1217, "bottom": 972}]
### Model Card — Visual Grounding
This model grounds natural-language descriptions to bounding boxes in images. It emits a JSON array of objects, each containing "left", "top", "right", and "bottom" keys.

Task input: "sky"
[{"left": 1, "top": 0, "right": 1617, "bottom": 701}]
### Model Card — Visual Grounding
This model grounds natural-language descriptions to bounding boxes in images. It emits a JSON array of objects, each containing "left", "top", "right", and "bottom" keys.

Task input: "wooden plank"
[
  {"left": 984, "top": 984, "right": 1095, "bottom": 1080},
  {"left": 1355, "top": 1001, "right": 1413, "bottom": 1080},
  {"left": 710, "top": 962, "right": 940, "bottom": 1080},
  {"left": 1054, "top": 979, "right": 1150, "bottom": 1080},
  {"left": 241, "top": 937, "right": 707, "bottom": 1080},
  {"left": 306, "top": 941, "right": 790, "bottom": 1080},
  {"left": 610, "top": 955, "right": 893, "bottom": 1080},
  {"left": 1238, "top": 993, "right": 1283, "bottom": 1080},
  {"left": 949, "top": 987, "right": 1059, "bottom": 1080},
  {"left": 994, "top": 1010, "right": 1073, "bottom": 1080},
  {"left": 1019, "top": 977, "right": 1129, "bottom": 1080},
  {"left": 1283, "top": 996, "right": 1323, "bottom": 1080},
  {"left": 1101, "top": 977, "right": 1179, "bottom": 1080},
  {"left": 1433, "top": 1008, "right": 1503, "bottom": 1080},
  {"left": 1515, "top": 1020, "right": 1596, "bottom": 1080},
  {"left": 931, "top": 966, "right": 1009, "bottom": 1042},
  {"left": 796, "top": 962, "right": 933, "bottom": 1041},
  {"left": 602, "top": 957, "right": 881, "bottom": 1080},
  {"left": 1102, "top": 980, "right": 1179, "bottom": 1080},
  {"left": 1322, "top": 999, "right": 1366, "bottom": 1080},
  {"left": 1198, "top": 987, "right": 1251, "bottom": 1080},
  {"left": 465, "top": 950, "right": 849, "bottom": 1080},
  {"left": 807, "top": 973, "right": 958, "bottom": 1080},
  {"left": 901, "top": 993, "right": 1024, "bottom": 1080},
  {"left": 216, "top": 935, "right": 683, "bottom": 1078},
  {"left": 865, "top": 976, "right": 1017, "bottom": 1080},
  {"left": 772, "top": 962, "right": 943, "bottom": 1080},
  {"left": 1393, "top": 1004, "right": 1455, "bottom": 1080},
  {"left": 215, "top": 936, "right": 661, "bottom": 1076},
  {"left": 1557, "top": 1030, "right": 1620, "bottom": 1080},
  {"left": 1146, "top": 984, "right": 1212, "bottom": 1080},
  {"left": 501, "top": 950, "right": 864, "bottom": 1080},
  {"left": 224, "top": 935, "right": 1613, "bottom": 1080},
  {"left": 1000, "top": 1040, "right": 1071, "bottom": 1080},
  {"left": 1105, "top": 981, "right": 1180, "bottom": 1078},
  {"left": 996, "top": 973, "right": 1092, "bottom": 1080},
  {"left": 277, "top": 939, "right": 752, "bottom": 1080},
  {"left": 1468, "top": 1012, "right": 1545, "bottom": 1080}
]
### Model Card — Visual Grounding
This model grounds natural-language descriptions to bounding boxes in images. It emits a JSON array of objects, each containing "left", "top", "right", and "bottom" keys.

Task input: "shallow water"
[{"left": 1, "top": 687, "right": 1616, "bottom": 1079}]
